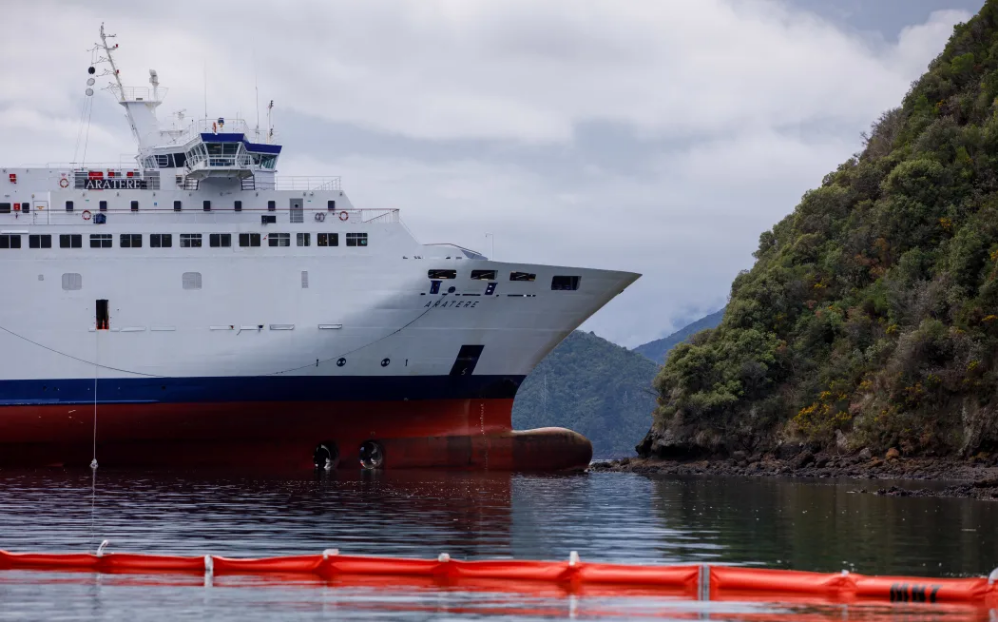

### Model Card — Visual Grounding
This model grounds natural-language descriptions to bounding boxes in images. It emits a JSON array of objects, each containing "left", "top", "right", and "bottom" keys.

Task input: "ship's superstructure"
[{"left": 0, "top": 27, "right": 638, "bottom": 470}]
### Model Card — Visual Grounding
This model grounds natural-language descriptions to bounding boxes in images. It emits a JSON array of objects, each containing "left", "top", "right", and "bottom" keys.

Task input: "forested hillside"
[
  {"left": 633, "top": 309, "right": 725, "bottom": 363},
  {"left": 640, "top": 3, "right": 998, "bottom": 460},
  {"left": 512, "top": 331, "right": 657, "bottom": 458}
]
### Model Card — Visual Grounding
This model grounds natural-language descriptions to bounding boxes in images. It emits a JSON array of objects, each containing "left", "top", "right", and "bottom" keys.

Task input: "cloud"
[{"left": 0, "top": 1, "right": 972, "bottom": 346}]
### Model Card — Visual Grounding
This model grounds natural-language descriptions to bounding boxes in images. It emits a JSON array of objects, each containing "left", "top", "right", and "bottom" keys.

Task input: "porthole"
[
  {"left": 447, "top": 286, "right": 456, "bottom": 293},
  {"left": 381, "top": 358, "right": 390, "bottom": 367},
  {"left": 336, "top": 358, "right": 346, "bottom": 367}
]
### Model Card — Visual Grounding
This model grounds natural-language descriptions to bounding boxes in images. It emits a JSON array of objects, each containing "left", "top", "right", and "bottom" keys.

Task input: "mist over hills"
[{"left": 632, "top": 309, "right": 725, "bottom": 363}]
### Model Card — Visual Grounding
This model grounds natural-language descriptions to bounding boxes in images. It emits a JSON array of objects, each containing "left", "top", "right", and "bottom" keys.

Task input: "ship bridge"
[{"left": 143, "top": 118, "right": 283, "bottom": 181}]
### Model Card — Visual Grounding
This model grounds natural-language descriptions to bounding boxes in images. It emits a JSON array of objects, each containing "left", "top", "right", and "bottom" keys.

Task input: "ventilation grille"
[
  {"left": 61, "top": 273, "right": 82, "bottom": 291},
  {"left": 301, "top": 271, "right": 309, "bottom": 289},
  {"left": 182, "top": 272, "right": 203, "bottom": 290}
]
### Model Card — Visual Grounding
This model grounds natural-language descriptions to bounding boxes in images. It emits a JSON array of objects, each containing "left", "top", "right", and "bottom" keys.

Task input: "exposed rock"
[
  {"left": 835, "top": 429, "right": 850, "bottom": 452},
  {"left": 858, "top": 448, "right": 872, "bottom": 461},
  {"left": 792, "top": 451, "right": 815, "bottom": 469},
  {"left": 886, "top": 448, "right": 901, "bottom": 462}
]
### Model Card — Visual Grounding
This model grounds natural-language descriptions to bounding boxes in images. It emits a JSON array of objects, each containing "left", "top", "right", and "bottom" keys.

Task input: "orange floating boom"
[{"left": 0, "top": 545, "right": 995, "bottom": 606}]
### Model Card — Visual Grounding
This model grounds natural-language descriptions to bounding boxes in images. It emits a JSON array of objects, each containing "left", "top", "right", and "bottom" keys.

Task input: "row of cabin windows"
[
  {"left": 61, "top": 200, "right": 340, "bottom": 212},
  {"left": 0, "top": 233, "right": 368, "bottom": 249},
  {"left": 426, "top": 269, "right": 581, "bottom": 290},
  {"left": 429, "top": 269, "right": 532, "bottom": 281}
]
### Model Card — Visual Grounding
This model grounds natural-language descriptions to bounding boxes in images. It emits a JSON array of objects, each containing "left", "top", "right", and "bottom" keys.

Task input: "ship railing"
[
  {"left": 40, "top": 159, "right": 141, "bottom": 172},
  {"left": 18, "top": 207, "right": 399, "bottom": 226},
  {"left": 190, "top": 118, "right": 252, "bottom": 135},
  {"left": 262, "top": 177, "right": 343, "bottom": 191},
  {"left": 110, "top": 85, "right": 168, "bottom": 103},
  {"left": 185, "top": 152, "right": 257, "bottom": 171},
  {"left": 170, "top": 119, "right": 258, "bottom": 146},
  {"left": 34, "top": 171, "right": 342, "bottom": 193}
]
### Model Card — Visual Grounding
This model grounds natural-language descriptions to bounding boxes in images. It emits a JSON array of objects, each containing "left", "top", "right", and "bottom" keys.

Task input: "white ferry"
[{"left": 0, "top": 27, "right": 639, "bottom": 470}]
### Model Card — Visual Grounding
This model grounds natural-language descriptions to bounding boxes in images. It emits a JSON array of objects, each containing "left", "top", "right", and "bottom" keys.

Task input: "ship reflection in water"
[{"left": 0, "top": 470, "right": 995, "bottom": 620}]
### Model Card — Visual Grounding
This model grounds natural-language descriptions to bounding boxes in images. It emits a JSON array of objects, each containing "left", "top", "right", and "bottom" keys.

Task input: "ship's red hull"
[{"left": 0, "top": 398, "right": 592, "bottom": 471}]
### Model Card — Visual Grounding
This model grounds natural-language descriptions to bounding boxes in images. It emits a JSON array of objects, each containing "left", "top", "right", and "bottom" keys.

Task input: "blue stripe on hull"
[{"left": 0, "top": 375, "right": 525, "bottom": 406}]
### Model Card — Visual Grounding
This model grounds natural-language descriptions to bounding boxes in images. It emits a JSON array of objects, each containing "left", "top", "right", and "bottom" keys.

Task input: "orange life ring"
[
  {"left": 82, "top": 210, "right": 92, "bottom": 221},
  {"left": 59, "top": 178, "right": 69, "bottom": 188},
  {"left": 339, "top": 211, "right": 349, "bottom": 222}
]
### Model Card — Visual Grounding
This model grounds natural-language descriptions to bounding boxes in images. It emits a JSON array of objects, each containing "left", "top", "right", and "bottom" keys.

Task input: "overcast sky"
[{"left": 0, "top": 0, "right": 985, "bottom": 347}]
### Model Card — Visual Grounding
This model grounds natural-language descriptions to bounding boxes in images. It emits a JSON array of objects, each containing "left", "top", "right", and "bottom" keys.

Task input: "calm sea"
[{"left": 0, "top": 469, "right": 994, "bottom": 620}]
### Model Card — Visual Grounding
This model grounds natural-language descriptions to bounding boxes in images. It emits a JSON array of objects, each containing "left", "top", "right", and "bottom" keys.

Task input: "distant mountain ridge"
[
  {"left": 632, "top": 309, "right": 725, "bottom": 363},
  {"left": 512, "top": 331, "right": 657, "bottom": 458}
]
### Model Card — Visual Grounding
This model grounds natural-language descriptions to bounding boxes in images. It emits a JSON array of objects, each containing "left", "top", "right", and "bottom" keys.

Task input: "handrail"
[
  {"left": 31, "top": 171, "right": 343, "bottom": 192},
  {"left": 11, "top": 207, "right": 395, "bottom": 214},
  {"left": 1, "top": 208, "right": 400, "bottom": 227}
]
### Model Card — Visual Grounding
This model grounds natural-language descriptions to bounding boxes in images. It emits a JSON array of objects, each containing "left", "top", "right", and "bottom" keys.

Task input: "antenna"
[
  {"left": 203, "top": 61, "right": 208, "bottom": 120},
  {"left": 254, "top": 52, "right": 261, "bottom": 141},
  {"left": 267, "top": 100, "right": 274, "bottom": 144}
]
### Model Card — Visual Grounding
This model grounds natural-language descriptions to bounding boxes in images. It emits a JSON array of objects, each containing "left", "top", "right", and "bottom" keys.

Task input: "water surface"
[{"left": 0, "top": 469, "right": 994, "bottom": 620}]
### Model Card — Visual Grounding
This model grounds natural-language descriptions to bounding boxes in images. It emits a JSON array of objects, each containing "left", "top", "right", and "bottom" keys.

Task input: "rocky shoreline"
[{"left": 590, "top": 451, "right": 998, "bottom": 501}]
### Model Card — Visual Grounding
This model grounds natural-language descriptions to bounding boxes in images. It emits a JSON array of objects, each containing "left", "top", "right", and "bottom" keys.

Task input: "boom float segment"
[{"left": 0, "top": 548, "right": 995, "bottom": 606}]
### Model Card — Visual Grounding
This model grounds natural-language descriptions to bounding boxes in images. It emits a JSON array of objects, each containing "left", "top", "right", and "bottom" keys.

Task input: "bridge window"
[
  {"left": 346, "top": 233, "right": 367, "bottom": 247},
  {"left": 0, "top": 234, "right": 21, "bottom": 249},
  {"left": 0, "top": 203, "right": 9, "bottom": 214},
  {"left": 327, "top": 200, "right": 336, "bottom": 211},
  {"left": 173, "top": 200, "right": 182, "bottom": 212},
  {"left": 65, "top": 200, "right": 74, "bottom": 212},
  {"left": 428, "top": 269, "right": 457, "bottom": 279},
  {"left": 182, "top": 272, "right": 202, "bottom": 290},
  {"left": 150, "top": 234, "right": 172, "bottom": 248},
  {"left": 62, "top": 273, "right": 82, "bottom": 291},
  {"left": 180, "top": 234, "right": 202, "bottom": 248},
  {"left": 203, "top": 200, "right": 211, "bottom": 212},
  {"left": 130, "top": 200, "right": 139, "bottom": 211},
  {"left": 60, "top": 234, "right": 82, "bottom": 249},
  {"left": 120, "top": 234, "right": 142, "bottom": 248},
  {"left": 268, "top": 233, "right": 290, "bottom": 247},
  {"left": 29, "top": 235, "right": 52, "bottom": 249},
  {"left": 209, "top": 233, "right": 231, "bottom": 248},
  {"left": 239, "top": 233, "right": 261, "bottom": 247},
  {"left": 471, "top": 270, "right": 497, "bottom": 280},
  {"left": 297, "top": 233, "right": 310, "bottom": 247},
  {"left": 234, "top": 200, "right": 242, "bottom": 212},
  {"left": 317, "top": 233, "right": 338, "bottom": 247},
  {"left": 510, "top": 272, "right": 536, "bottom": 282},
  {"left": 90, "top": 234, "right": 112, "bottom": 249},
  {"left": 551, "top": 275, "right": 581, "bottom": 291}
]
